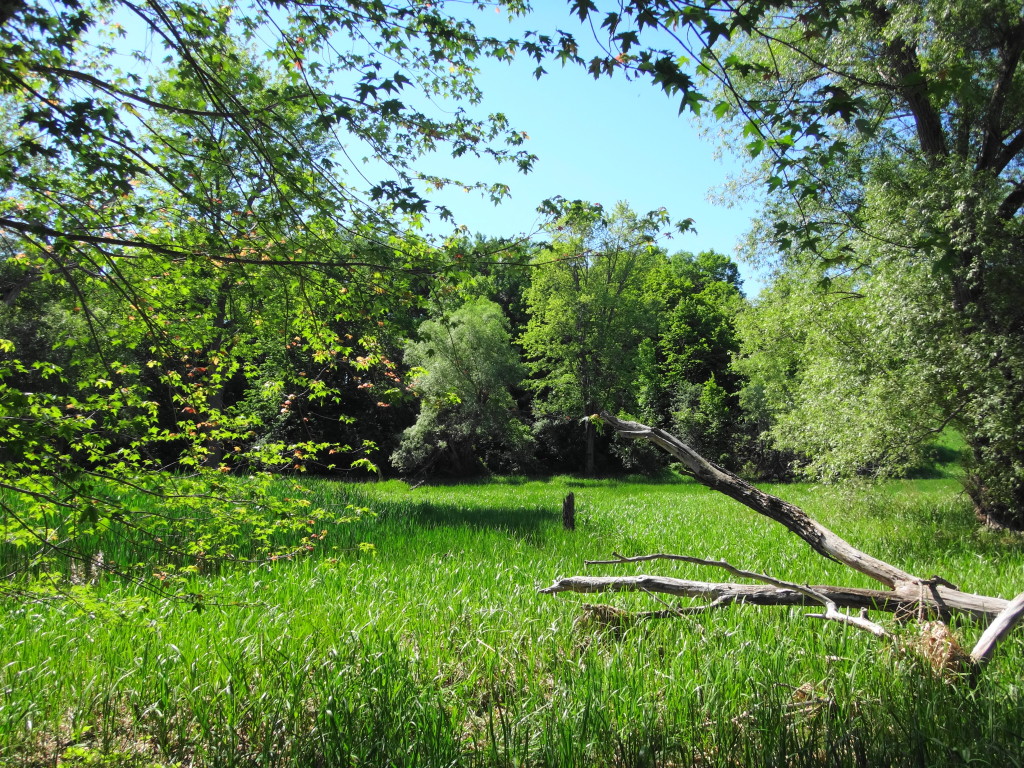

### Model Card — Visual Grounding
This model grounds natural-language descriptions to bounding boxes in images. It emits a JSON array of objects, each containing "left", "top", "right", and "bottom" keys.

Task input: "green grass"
[{"left": 2, "top": 474, "right": 1024, "bottom": 767}]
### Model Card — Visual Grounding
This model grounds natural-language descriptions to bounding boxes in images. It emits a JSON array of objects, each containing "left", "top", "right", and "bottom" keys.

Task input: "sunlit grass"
[{"left": 2, "top": 474, "right": 1023, "bottom": 767}]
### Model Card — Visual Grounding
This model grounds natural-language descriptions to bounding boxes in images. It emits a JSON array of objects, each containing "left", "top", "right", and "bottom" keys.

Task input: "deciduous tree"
[
  {"left": 520, "top": 200, "right": 665, "bottom": 475},
  {"left": 641, "top": 250, "right": 744, "bottom": 466},
  {"left": 0, "top": 0, "right": 535, "bottom": 597},
  {"left": 551, "top": 0, "right": 1024, "bottom": 525},
  {"left": 392, "top": 297, "right": 532, "bottom": 476}
]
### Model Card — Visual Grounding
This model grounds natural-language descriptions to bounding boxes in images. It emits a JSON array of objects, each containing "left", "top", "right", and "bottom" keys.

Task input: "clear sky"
[{"left": 415, "top": 4, "right": 765, "bottom": 293}]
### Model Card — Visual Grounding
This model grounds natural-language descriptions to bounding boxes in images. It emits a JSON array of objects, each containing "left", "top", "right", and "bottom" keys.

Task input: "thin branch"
[
  {"left": 32, "top": 64, "right": 323, "bottom": 118},
  {"left": 636, "top": 595, "right": 735, "bottom": 619}
]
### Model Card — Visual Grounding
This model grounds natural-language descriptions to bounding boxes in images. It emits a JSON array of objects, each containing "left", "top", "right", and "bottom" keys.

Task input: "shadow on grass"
[
  {"left": 392, "top": 471, "right": 696, "bottom": 488},
  {"left": 905, "top": 443, "right": 966, "bottom": 479},
  {"left": 398, "top": 500, "right": 557, "bottom": 537},
  {"left": 906, "top": 428, "right": 968, "bottom": 479},
  {"left": 333, "top": 486, "right": 560, "bottom": 543},
  {"left": 563, "top": 471, "right": 698, "bottom": 487}
]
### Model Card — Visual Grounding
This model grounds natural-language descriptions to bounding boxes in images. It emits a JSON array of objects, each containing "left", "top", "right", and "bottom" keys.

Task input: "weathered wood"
[
  {"left": 540, "top": 575, "right": 1009, "bottom": 622},
  {"left": 562, "top": 492, "right": 575, "bottom": 531},
  {"left": 971, "top": 590, "right": 1024, "bottom": 665},
  {"left": 543, "top": 415, "right": 1022, "bottom": 663},
  {"left": 598, "top": 412, "right": 919, "bottom": 589},
  {"left": 579, "top": 552, "right": 1010, "bottom": 622},
  {"left": 574, "top": 553, "right": 888, "bottom": 636}
]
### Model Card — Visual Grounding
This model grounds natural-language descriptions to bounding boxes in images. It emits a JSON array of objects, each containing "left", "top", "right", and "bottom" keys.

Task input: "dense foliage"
[
  {"left": 520, "top": 201, "right": 665, "bottom": 475},
  {"left": 4, "top": 0, "right": 1024, "bottom": 609},
  {"left": 2, "top": 1, "right": 1023, "bottom": 761},
  {"left": 558, "top": 0, "right": 1024, "bottom": 526},
  {"left": 392, "top": 297, "right": 532, "bottom": 476},
  {"left": 0, "top": 0, "right": 538, "bottom": 596}
]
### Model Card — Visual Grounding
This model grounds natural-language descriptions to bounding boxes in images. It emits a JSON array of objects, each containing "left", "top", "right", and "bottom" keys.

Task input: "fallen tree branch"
[
  {"left": 586, "top": 552, "right": 889, "bottom": 637},
  {"left": 572, "top": 552, "right": 1008, "bottom": 621},
  {"left": 541, "top": 414, "right": 1024, "bottom": 669},
  {"left": 586, "top": 414, "right": 1012, "bottom": 618},
  {"left": 540, "top": 574, "right": 1014, "bottom": 619},
  {"left": 970, "top": 589, "right": 1024, "bottom": 666},
  {"left": 540, "top": 573, "right": 1003, "bottom": 618},
  {"left": 597, "top": 413, "right": 918, "bottom": 589}
]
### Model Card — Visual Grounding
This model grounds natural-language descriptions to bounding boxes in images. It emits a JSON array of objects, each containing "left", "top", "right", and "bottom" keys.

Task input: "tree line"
[
  {"left": 0, "top": 180, "right": 976, "bottom": 488},
  {"left": 2, "top": 192, "right": 757, "bottom": 479},
  {"left": 2, "top": 0, "right": 1023, "bottom": 598}
]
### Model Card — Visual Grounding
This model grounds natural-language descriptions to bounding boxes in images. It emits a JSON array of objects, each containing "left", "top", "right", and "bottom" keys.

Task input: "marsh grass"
[{"left": 2, "top": 474, "right": 1023, "bottom": 767}]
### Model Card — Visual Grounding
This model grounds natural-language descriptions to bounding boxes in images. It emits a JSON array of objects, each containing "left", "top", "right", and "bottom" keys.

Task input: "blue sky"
[{"left": 416, "top": 4, "right": 765, "bottom": 292}]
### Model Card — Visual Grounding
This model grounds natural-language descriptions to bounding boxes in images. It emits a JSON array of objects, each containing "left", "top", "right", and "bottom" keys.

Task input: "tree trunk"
[{"left": 584, "top": 416, "right": 595, "bottom": 477}]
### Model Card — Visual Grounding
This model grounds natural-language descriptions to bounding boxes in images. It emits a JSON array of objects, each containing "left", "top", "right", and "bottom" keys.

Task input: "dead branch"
[
  {"left": 597, "top": 413, "right": 919, "bottom": 590},
  {"left": 586, "top": 552, "right": 889, "bottom": 637},
  {"left": 970, "top": 589, "right": 1024, "bottom": 666},
  {"left": 541, "top": 414, "right": 1023, "bottom": 669}
]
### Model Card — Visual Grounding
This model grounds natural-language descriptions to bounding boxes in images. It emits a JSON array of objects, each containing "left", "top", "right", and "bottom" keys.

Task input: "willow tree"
[{"left": 392, "top": 298, "right": 531, "bottom": 477}]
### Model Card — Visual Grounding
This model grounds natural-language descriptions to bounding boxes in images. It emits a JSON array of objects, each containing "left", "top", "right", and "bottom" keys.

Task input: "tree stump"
[{"left": 562, "top": 492, "right": 576, "bottom": 531}]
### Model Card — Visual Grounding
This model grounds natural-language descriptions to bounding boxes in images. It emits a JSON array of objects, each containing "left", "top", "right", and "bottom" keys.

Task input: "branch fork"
[{"left": 542, "top": 413, "right": 1024, "bottom": 672}]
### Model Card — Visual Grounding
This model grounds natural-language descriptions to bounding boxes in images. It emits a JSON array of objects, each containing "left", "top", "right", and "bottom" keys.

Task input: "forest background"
[{"left": 2, "top": 0, "right": 1024, "bottom": 586}]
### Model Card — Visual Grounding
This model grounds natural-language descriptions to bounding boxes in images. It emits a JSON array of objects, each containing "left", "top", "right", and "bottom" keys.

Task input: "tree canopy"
[
  {"left": 520, "top": 200, "right": 666, "bottom": 475},
  {"left": 554, "top": 0, "right": 1024, "bottom": 526},
  {"left": 0, "top": 0, "right": 541, "bottom": 596}
]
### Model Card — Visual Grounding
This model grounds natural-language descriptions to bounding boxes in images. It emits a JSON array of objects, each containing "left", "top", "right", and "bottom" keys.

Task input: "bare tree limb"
[
  {"left": 542, "top": 414, "right": 1024, "bottom": 670},
  {"left": 586, "top": 552, "right": 889, "bottom": 637},
  {"left": 598, "top": 412, "right": 920, "bottom": 589},
  {"left": 541, "top": 573, "right": 1009, "bottom": 622},
  {"left": 970, "top": 590, "right": 1024, "bottom": 667},
  {"left": 594, "top": 412, "right": 1013, "bottom": 623}
]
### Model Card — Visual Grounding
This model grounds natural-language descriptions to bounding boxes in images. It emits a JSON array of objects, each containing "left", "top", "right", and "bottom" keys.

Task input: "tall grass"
[{"left": 2, "top": 474, "right": 1023, "bottom": 767}]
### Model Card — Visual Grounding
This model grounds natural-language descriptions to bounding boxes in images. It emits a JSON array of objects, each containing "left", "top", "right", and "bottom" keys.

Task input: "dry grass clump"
[
  {"left": 575, "top": 602, "right": 633, "bottom": 628},
  {"left": 903, "top": 620, "right": 973, "bottom": 676}
]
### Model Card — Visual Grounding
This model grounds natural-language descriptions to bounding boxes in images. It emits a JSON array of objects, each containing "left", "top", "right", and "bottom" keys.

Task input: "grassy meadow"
[{"left": 2, "top": 473, "right": 1024, "bottom": 767}]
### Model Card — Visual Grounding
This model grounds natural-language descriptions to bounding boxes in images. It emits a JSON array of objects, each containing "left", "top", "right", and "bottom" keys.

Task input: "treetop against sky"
[
  {"left": 81, "top": 1, "right": 762, "bottom": 288},
  {"left": 414, "top": 4, "right": 762, "bottom": 284}
]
